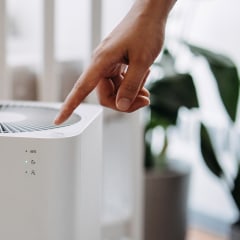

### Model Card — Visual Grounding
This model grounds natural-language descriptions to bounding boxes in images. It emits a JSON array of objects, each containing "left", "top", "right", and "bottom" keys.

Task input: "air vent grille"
[{"left": 0, "top": 104, "right": 80, "bottom": 133}]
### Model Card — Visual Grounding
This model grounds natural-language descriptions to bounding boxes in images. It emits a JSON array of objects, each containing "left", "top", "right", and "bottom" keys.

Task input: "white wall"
[
  {"left": 8, "top": 0, "right": 90, "bottom": 63},
  {"left": 185, "top": 0, "right": 240, "bottom": 66},
  {"left": 7, "top": 0, "right": 134, "bottom": 63},
  {"left": 102, "top": 0, "right": 133, "bottom": 37},
  {"left": 167, "top": 0, "right": 240, "bottom": 64}
]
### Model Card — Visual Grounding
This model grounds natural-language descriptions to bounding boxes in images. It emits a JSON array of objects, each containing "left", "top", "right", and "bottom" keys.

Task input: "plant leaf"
[
  {"left": 148, "top": 73, "right": 199, "bottom": 128},
  {"left": 231, "top": 166, "right": 240, "bottom": 212},
  {"left": 200, "top": 123, "right": 224, "bottom": 178},
  {"left": 186, "top": 43, "right": 239, "bottom": 122}
]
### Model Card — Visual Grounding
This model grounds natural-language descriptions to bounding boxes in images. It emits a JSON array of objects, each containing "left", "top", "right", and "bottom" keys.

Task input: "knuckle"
[
  {"left": 136, "top": 54, "right": 149, "bottom": 65},
  {"left": 91, "top": 49, "right": 111, "bottom": 75},
  {"left": 92, "top": 46, "right": 103, "bottom": 59},
  {"left": 92, "top": 43, "right": 111, "bottom": 62},
  {"left": 132, "top": 51, "right": 154, "bottom": 67}
]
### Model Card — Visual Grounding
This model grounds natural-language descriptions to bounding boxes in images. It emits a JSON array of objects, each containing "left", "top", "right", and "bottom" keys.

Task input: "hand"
[{"left": 54, "top": 0, "right": 175, "bottom": 125}]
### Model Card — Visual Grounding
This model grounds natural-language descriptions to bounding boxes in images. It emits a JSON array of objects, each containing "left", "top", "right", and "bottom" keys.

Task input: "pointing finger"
[{"left": 54, "top": 66, "right": 100, "bottom": 125}]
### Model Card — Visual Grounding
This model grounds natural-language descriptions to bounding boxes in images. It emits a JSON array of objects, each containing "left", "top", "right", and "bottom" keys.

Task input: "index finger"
[{"left": 54, "top": 66, "right": 100, "bottom": 125}]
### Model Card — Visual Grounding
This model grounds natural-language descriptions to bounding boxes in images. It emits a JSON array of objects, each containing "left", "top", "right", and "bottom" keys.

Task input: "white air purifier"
[{"left": 0, "top": 101, "right": 102, "bottom": 240}]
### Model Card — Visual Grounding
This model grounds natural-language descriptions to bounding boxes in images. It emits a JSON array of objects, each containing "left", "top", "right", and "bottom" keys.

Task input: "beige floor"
[{"left": 187, "top": 228, "right": 228, "bottom": 240}]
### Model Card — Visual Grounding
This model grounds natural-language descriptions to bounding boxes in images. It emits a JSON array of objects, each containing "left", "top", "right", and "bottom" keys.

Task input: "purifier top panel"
[{"left": 0, "top": 103, "right": 80, "bottom": 133}]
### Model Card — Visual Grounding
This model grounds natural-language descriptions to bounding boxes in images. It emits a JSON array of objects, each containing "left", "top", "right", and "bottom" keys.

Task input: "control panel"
[{"left": 24, "top": 149, "right": 38, "bottom": 176}]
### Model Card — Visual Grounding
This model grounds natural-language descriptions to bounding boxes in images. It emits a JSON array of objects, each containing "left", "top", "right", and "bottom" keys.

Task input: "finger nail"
[
  {"left": 117, "top": 98, "right": 131, "bottom": 111},
  {"left": 54, "top": 116, "right": 61, "bottom": 125},
  {"left": 54, "top": 112, "right": 63, "bottom": 125}
]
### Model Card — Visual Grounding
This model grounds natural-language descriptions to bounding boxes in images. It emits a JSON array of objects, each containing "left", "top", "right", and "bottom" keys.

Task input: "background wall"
[{"left": 165, "top": 0, "right": 240, "bottom": 233}]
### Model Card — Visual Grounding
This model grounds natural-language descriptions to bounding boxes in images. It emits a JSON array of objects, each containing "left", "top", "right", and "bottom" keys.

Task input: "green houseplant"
[
  {"left": 143, "top": 49, "right": 199, "bottom": 240},
  {"left": 187, "top": 44, "right": 240, "bottom": 240},
  {"left": 144, "top": 43, "right": 240, "bottom": 240},
  {"left": 145, "top": 48, "right": 199, "bottom": 169}
]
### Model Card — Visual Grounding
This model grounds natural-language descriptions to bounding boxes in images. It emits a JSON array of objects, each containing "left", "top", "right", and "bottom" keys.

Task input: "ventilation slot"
[{"left": 0, "top": 104, "right": 80, "bottom": 133}]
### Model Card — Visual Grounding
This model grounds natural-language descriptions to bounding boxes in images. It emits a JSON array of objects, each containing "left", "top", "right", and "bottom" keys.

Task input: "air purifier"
[{"left": 0, "top": 101, "right": 102, "bottom": 240}]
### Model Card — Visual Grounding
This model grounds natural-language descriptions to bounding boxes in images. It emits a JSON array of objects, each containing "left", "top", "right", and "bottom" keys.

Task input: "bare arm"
[{"left": 54, "top": 0, "right": 176, "bottom": 125}]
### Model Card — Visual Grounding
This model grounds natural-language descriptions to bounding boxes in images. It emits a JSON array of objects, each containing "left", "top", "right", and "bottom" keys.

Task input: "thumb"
[{"left": 116, "top": 65, "right": 149, "bottom": 111}]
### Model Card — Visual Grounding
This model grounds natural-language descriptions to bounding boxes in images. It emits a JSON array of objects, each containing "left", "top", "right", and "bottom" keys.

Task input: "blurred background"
[{"left": 0, "top": 0, "right": 240, "bottom": 239}]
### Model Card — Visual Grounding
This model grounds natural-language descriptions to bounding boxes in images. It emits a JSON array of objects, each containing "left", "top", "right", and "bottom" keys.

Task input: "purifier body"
[{"left": 0, "top": 101, "right": 102, "bottom": 240}]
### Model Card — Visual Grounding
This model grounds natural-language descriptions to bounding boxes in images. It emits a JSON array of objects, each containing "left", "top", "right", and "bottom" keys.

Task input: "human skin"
[{"left": 54, "top": 0, "right": 176, "bottom": 125}]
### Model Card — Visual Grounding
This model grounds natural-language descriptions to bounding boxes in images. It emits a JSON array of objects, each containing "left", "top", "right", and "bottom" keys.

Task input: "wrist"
[{"left": 135, "top": 0, "right": 176, "bottom": 19}]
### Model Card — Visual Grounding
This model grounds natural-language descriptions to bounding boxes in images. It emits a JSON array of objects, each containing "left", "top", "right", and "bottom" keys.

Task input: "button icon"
[
  {"left": 31, "top": 170, "right": 36, "bottom": 176},
  {"left": 31, "top": 160, "right": 36, "bottom": 165}
]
